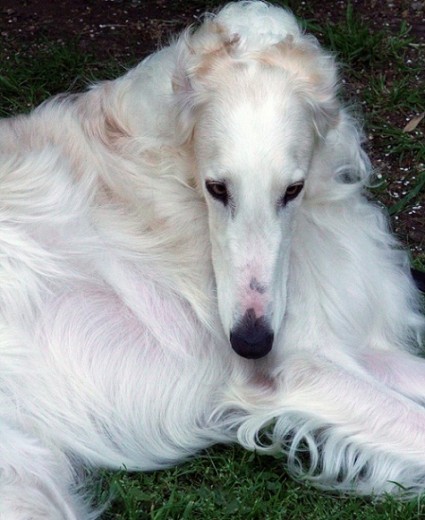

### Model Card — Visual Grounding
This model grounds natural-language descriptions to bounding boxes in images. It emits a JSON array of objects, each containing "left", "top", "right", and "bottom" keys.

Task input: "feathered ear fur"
[
  {"left": 171, "top": 2, "right": 341, "bottom": 144},
  {"left": 172, "top": 20, "right": 242, "bottom": 143},
  {"left": 255, "top": 36, "right": 340, "bottom": 137}
]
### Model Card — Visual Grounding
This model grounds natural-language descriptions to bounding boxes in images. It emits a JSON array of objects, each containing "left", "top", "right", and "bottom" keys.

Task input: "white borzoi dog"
[{"left": 0, "top": 1, "right": 424, "bottom": 517}]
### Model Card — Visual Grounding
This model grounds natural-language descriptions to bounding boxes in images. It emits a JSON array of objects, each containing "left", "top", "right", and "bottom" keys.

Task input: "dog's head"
[{"left": 172, "top": 2, "right": 341, "bottom": 359}]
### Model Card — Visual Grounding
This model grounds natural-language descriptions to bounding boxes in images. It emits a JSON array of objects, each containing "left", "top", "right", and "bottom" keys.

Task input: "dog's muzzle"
[{"left": 229, "top": 309, "right": 274, "bottom": 359}]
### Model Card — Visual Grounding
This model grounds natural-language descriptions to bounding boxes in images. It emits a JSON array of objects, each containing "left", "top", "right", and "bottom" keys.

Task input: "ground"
[{"left": 1, "top": 0, "right": 425, "bottom": 60}]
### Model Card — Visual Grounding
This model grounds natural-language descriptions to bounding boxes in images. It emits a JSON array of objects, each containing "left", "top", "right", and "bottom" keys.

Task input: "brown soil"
[{"left": 1, "top": 0, "right": 424, "bottom": 61}]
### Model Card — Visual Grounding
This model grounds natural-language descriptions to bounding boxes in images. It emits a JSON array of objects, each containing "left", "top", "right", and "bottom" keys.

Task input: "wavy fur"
[{"left": 0, "top": 2, "right": 424, "bottom": 518}]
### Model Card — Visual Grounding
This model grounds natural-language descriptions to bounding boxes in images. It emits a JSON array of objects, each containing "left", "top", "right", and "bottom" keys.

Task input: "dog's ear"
[
  {"left": 173, "top": 21, "right": 240, "bottom": 92},
  {"left": 172, "top": 22, "right": 241, "bottom": 143},
  {"left": 171, "top": 30, "right": 199, "bottom": 145},
  {"left": 258, "top": 37, "right": 340, "bottom": 138},
  {"left": 306, "top": 108, "right": 371, "bottom": 202},
  {"left": 260, "top": 39, "right": 370, "bottom": 201}
]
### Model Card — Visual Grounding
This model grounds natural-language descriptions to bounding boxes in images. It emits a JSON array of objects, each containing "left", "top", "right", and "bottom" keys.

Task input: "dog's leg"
[
  {"left": 234, "top": 352, "right": 425, "bottom": 496},
  {"left": 358, "top": 348, "right": 425, "bottom": 405},
  {"left": 0, "top": 420, "right": 92, "bottom": 520},
  {"left": 281, "top": 353, "right": 425, "bottom": 494}
]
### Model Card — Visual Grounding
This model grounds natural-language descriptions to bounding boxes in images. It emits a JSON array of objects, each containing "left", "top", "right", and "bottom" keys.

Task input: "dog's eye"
[
  {"left": 205, "top": 180, "right": 228, "bottom": 205},
  {"left": 281, "top": 181, "right": 305, "bottom": 206}
]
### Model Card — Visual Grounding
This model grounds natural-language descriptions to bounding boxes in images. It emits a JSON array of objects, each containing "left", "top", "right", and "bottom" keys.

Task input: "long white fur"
[{"left": 0, "top": 2, "right": 424, "bottom": 518}]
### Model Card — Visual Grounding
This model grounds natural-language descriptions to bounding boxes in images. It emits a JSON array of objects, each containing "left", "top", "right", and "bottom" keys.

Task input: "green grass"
[
  {"left": 0, "top": 40, "right": 91, "bottom": 116},
  {"left": 1, "top": 2, "right": 424, "bottom": 518},
  {"left": 93, "top": 446, "right": 425, "bottom": 519},
  {"left": 87, "top": 446, "right": 425, "bottom": 519},
  {"left": 0, "top": 39, "right": 131, "bottom": 118}
]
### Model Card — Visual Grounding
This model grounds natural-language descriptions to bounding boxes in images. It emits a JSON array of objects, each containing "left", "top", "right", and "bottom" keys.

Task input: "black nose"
[{"left": 230, "top": 309, "right": 274, "bottom": 359}]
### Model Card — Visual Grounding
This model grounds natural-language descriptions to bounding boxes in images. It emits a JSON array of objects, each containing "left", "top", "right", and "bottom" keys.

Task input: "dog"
[{"left": 0, "top": 1, "right": 424, "bottom": 517}]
